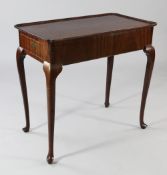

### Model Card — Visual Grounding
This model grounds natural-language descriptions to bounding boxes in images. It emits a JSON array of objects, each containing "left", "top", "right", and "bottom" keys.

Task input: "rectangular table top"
[{"left": 15, "top": 13, "right": 156, "bottom": 41}]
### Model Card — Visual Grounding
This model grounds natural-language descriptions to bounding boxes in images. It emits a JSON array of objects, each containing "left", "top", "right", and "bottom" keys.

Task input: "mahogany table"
[{"left": 15, "top": 13, "right": 157, "bottom": 164}]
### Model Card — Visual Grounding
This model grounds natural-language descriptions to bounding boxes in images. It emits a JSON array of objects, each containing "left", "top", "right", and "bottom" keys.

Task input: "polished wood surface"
[
  {"left": 16, "top": 47, "right": 30, "bottom": 132},
  {"left": 43, "top": 62, "right": 62, "bottom": 164},
  {"left": 140, "top": 45, "right": 155, "bottom": 129},
  {"left": 15, "top": 13, "right": 156, "bottom": 41},
  {"left": 15, "top": 13, "right": 157, "bottom": 164},
  {"left": 15, "top": 13, "right": 156, "bottom": 65}
]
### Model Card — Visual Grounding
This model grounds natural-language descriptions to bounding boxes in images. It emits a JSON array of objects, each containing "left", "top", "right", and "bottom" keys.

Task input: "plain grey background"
[{"left": 0, "top": 0, "right": 167, "bottom": 174}]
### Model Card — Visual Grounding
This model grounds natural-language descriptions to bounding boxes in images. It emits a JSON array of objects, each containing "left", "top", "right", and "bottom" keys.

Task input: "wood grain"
[{"left": 15, "top": 13, "right": 157, "bottom": 164}]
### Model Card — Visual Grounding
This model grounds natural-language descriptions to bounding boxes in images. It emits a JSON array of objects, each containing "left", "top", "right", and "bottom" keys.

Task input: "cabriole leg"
[
  {"left": 43, "top": 61, "right": 62, "bottom": 164},
  {"left": 16, "top": 47, "right": 30, "bottom": 132},
  {"left": 140, "top": 45, "right": 155, "bottom": 129}
]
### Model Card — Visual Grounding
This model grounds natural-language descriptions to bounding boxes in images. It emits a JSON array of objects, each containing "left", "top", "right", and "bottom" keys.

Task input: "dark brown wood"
[
  {"left": 43, "top": 62, "right": 62, "bottom": 164},
  {"left": 53, "top": 26, "right": 153, "bottom": 65},
  {"left": 15, "top": 13, "right": 157, "bottom": 164},
  {"left": 16, "top": 47, "right": 30, "bottom": 132},
  {"left": 19, "top": 32, "right": 49, "bottom": 63},
  {"left": 105, "top": 56, "right": 114, "bottom": 107},
  {"left": 15, "top": 13, "right": 156, "bottom": 41},
  {"left": 140, "top": 45, "right": 155, "bottom": 129},
  {"left": 15, "top": 13, "right": 156, "bottom": 65}
]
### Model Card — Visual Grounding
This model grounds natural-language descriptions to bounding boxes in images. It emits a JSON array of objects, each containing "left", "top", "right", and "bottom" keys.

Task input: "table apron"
[
  {"left": 19, "top": 32, "right": 50, "bottom": 62},
  {"left": 19, "top": 27, "right": 153, "bottom": 65},
  {"left": 53, "top": 27, "right": 153, "bottom": 65}
]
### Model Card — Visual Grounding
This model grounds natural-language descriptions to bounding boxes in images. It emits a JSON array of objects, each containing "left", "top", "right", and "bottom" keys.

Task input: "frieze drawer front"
[{"left": 19, "top": 32, "right": 49, "bottom": 62}]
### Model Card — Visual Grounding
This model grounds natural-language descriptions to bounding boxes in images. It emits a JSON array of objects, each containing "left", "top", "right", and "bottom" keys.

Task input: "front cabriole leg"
[
  {"left": 16, "top": 47, "right": 30, "bottom": 132},
  {"left": 140, "top": 45, "right": 155, "bottom": 129},
  {"left": 43, "top": 61, "right": 62, "bottom": 164}
]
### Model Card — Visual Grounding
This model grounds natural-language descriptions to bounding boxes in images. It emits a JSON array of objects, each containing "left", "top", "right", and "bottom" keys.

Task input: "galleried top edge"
[{"left": 15, "top": 13, "right": 157, "bottom": 41}]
